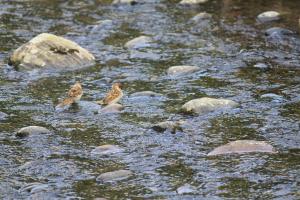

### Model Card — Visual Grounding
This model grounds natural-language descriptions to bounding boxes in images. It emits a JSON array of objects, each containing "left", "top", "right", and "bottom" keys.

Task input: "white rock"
[
  {"left": 180, "top": 0, "right": 209, "bottom": 5},
  {"left": 182, "top": 97, "right": 238, "bottom": 114},
  {"left": 16, "top": 126, "right": 51, "bottom": 137},
  {"left": 167, "top": 65, "right": 200, "bottom": 76},
  {"left": 9, "top": 33, "right": 95, "bottom": 70},
  {"left": 207, "top": 140, "right": 277, "bottom": 156},
  {"left": 91, "top": 144, "right": 123, "bottom": 156},
  {"left": 125, "top": 36, "right": 153, "bottom": 49},
  {"left": 96, "top": 170, "right": 133, "bottom": 182},
  {"left": 257, "top": 11, "right": 280, "bottom": 23}
]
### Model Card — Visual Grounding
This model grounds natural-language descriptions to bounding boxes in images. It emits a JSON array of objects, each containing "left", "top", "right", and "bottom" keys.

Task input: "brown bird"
[
  {"left": 56, "top": 82, "right": 83, "bottom": 108},
  {"left": 96, "top": 83, "right": 123, "bottom": 105}
]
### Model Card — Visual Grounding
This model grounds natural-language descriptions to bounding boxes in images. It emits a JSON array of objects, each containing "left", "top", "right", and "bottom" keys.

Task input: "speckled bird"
[
  {"left": 56, "top": 82, "right": 83, "bottom": 108},
  {"left": 96, "top": 83, "right": 123, "bottom": 105}
]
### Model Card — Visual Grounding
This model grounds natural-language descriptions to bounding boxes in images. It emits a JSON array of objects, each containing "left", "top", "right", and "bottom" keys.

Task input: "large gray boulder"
[
  {"left": 182, "top": 97, "right": 238, "bottom": 114},
  {"left": 208, "top": 140, "right": 277, "bottom": 156},
  {"left": 9, "top": 33, "right": 95, "bottom": 70}
]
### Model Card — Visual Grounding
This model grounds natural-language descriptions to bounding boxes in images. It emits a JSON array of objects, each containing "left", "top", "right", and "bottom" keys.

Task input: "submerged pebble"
[
  {"left": 257, "top": 11, "right": 280, "bottom": 23},
  {"left": 152, "top": 120, "right": 185, "bottom": 133},
  {"left": 96, "top": 170, "right": 133, "bottom": 183},
  {"left": 179, "top": 0, "right": 209, "bottom": 5},
  {"left": 112, "top": 0, "right": 138, "bottom": 5},
  {"left": 100, "top": 103, "right": 124, "bottom": 113},
  {"left": 176, "top": 184, "right": 197, "bottom": 194},
  {"left": 207, "top": 140, "right": 277, "bottom": 156},
  {"left": 91, "top": 144, "right": 123, "bottom": 156},
  {"left": 254, "top": 63, "right": 268, "bottom": 69},
  {"left": 191, "top": 12, "right": 212, "bottom": 22},
  {"left": 167, "top": 65, "right": 200, "bottom": 76},
  {"left": 16, "top": 126, "right": 51, "bottom": 137},
  {"left": 125, "top": 36, "right": 153, "bottom": 49},
  {"left": 131, "top": 91, "right": 162, "bottom": 97},
  {"left": 182, "top": 97, "right": 238, "bottom": 114}
]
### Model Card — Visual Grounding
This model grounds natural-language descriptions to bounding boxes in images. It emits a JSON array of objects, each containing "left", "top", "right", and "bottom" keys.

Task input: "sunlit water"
[{"left": 0, "top": 0, "right": 299, "bottom": 199}]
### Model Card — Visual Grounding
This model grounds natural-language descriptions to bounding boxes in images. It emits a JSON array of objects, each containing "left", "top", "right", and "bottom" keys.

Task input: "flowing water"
[{"left": 0, "top": 0, "right": 299, "bottom": 199}]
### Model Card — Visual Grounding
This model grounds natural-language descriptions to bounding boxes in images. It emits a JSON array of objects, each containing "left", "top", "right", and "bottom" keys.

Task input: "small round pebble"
[
  {"left": 257, "top": 11, "right": 280, "bottom": 23},
  {"left": 16, "top": 126, "right": 51, "bottom": 137},
  {"left": 96, "top": 170, "right": 133, "bottom": 183},
  {"left": 91, "top": 144, "right": 123, "bottom": 156}
]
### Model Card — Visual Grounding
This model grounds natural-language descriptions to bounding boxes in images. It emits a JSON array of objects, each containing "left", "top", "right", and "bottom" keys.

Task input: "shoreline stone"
[{"left": 9, "top": 33, "right": 95, "bottom": 70}]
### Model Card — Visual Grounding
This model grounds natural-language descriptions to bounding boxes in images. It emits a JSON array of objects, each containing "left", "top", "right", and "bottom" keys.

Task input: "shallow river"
[{"left": 0, "top": 0, "right": 299, "bottom": 199}]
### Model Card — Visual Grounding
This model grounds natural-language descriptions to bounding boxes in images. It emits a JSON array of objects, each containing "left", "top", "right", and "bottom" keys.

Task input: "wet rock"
[
  {"left": 254, "top": 63, "right": 268, "bottom": 69},
  {"left": 9, "top": 33, "right": 95, "bottom": 70},
  {"left": 152, "top": 120, "right": 185, "bottom": 133},
  {"left": 125, "top": 36, "right": 153, "bottom": 49},
  {"left": 177, "top": 184, "right": 196, "bottom": 194},
  {"left": 257, "top": 11, "right": 280, "bottom": 23},
  {"left": 191, "top": 12, "right": 212, "bottom": 22},
  {"left": 260, "top": 93, "right": 284, "bottom": 102},
  {"left": 112, "top": 0, "right": 138, "bottom": 5},
  {"left": 129, "top": 50, "right": 161, "bottom": 60},
  {"left": 96, "top": 170, "right": 133, "bottom": 183},
  {"left": 167, "top": 65, "right": 200, "bottom": 76},
  {"left": 100, "top": 103, "right": 124, "bottom": 113},
  {"left": 21, "top": 182, "right": 49, "bottom": 193},
  {"left": 182, "top": 97, "right": 238, "bottom": 114},
  {"left": 207, "top": 140, "right": 277, "bottom": 156},
  {"left": 91, "top": 144, "right": 123, "bottom": 156},
  {"left": 16, "top": 126, "right": 51, "bottom": 138},
  {"left": 131, "top": 91, "right": 162, "bottom": 97},
  {"left": 0, "top": 111, "right": 8, "bottom": 120},
  {"left": 179, "top": 0, "right": 209, "bottom": 5}
]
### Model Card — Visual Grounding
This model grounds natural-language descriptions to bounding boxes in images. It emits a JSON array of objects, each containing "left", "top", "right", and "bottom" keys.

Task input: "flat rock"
[
  {"left": 257, "top": 11, "right": 280, "bottom": 23},
  {"left": 131, "top": 91, "right": 162, "bottom": 97},
  {"left": 182, "top": 97, "right": 238, "bottom": 114},
  {"left": 179, "top": 0, "right": 209, "bottom": 5},
  {"left": 91, "top": 144, "right": 123, "bottom": 156},
  {"left": 207, "top": 140, "right": 277, "bottom": 156},
  {"left": 9, "top": 33, "right": 95, "bottom": 70},
  {"left": 96, "top": 170, "right": 133, "bottom": 183},
  {"left": 16, "top": 126, "right": 51, "bottom": 138},
  {"left": 125, "top": 36, "right": 153, "bottom": 49},
  {"left": 0, "top": 111, "right": 8, "bottom": 120},
  {"left": 100, "top": 103, "right": 124, "bottom": 113},
  {"left": 167, "top": 65, "right": 200, "bottom": 76},
  {"left": 176, "top": 184, "right": 197, "bottom": 194}
]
